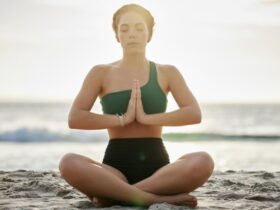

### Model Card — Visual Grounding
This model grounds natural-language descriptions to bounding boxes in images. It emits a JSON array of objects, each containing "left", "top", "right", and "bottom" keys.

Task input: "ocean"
[{"left": 0, "top": 102, "right": 279, "bottom": 172}]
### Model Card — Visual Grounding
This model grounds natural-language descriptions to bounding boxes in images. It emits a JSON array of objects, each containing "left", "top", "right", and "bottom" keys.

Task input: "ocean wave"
[
  {"left": 0, "top": 128, "right": 279, "bottom": 142},
  {"left": 163, "top": 133, "right": 280, "bottom": 141},
  {"left": 0, "top": 128, "right": 105, "bottom": 142}
]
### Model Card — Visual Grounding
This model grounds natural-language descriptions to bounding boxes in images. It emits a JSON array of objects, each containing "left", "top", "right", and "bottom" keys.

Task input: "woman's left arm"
[{"left": 138, "top": 65, "right": 202, "bottom": 126}]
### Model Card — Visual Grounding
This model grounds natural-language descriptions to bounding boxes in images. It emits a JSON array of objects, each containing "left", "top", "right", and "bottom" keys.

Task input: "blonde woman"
[{"left": 59, "top": 3, "right": 214, "bottom": 208}]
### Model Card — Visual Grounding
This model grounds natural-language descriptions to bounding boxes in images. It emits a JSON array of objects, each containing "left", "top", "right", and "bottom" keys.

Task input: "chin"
[{"left": 125, "top": 48, "right": 145, "bottom": 54}]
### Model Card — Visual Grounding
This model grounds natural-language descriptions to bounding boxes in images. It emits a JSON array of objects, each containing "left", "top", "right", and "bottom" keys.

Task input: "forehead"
[{"left": 118, "top": 11, "right": 146, "bottom": 26}]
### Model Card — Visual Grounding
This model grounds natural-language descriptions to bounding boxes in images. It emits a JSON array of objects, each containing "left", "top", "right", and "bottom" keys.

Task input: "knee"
[
  {"left": 192, "top": 152, "right": 215, "bottom": 178},
  {"left": 59, "top": 153, "right": 79, "bottom": 180}
]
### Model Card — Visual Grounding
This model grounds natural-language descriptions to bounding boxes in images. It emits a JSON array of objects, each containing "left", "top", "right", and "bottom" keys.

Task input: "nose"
[{"left": 128, "top": 29, "right": 136, "bottom": 38}]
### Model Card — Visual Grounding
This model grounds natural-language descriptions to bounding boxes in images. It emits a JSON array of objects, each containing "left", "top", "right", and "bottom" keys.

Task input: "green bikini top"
[{"left": 100, "top": 61, "right": 167, "bottom": 115}]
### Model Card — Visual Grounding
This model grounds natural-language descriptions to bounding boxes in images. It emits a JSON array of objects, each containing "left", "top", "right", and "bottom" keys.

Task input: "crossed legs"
[
  {"left": 59, "top": 151, "right": 214, "bottom": 207},
  {"left": 133, "top": 152, "right": 214, "bottom": 195}
]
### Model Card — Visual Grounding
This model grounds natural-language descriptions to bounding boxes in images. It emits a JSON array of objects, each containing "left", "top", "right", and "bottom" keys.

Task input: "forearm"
[
  {"left": 145, "top": 106, "right": 201, "bottom": 126},
  {"left": 68, "top": 109, "right": 120, "bottom": 130}
]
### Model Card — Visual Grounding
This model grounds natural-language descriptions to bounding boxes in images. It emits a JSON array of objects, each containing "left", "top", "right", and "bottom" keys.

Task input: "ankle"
[
  {"left": 153, "top": 194, "right": 167, "bottom": 204},
  {"left": 140, "top": 194, "right": 160, "bottom": 206}
]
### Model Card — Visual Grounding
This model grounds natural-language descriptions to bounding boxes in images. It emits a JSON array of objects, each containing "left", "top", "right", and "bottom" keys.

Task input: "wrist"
[
  {"left": 142, "top": 114, "right": 151, "bottom": 125},
  {"left": 116, "top": 113, "right": 125, "bottom": 127},
  {"left": 136, "top": 113, "right": 146, "bottom": 125},
  {"left": 122, "top": 113, "right": 127, "bottom": 126}
]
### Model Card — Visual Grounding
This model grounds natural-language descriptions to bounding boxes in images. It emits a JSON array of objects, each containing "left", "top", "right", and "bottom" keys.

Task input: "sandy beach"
[{"left": 0, "top": 170, "right": 279, "bottom": 210}]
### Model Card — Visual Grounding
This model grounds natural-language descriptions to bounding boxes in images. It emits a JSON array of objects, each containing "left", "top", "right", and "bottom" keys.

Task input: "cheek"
[
  {"left": 118, "top": 30, "right": 128, "bottom": 38},
  {"left": 118, "top": 33, "right": 127, "bottom": 42},
  {"left": 143, "top": 32, "right": 150, "bottom": 42},
  {"left": 142, "top": 29, "right": 150, "bottom": 40}
]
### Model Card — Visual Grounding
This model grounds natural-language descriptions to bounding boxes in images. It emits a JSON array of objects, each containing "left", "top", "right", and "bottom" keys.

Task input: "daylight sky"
[{"left": 1, "top": 0, "right": 280, "bottom": 107}]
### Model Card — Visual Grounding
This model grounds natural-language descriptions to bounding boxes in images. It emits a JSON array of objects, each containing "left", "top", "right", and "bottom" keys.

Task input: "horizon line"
[{"left": 0, "top": 99, "right": 279, "bottom": 105}]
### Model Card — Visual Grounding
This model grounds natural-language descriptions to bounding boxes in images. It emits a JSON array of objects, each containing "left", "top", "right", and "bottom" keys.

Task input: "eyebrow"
[{"left": 120, "top": 22, "right": 144, "bottom": 27}]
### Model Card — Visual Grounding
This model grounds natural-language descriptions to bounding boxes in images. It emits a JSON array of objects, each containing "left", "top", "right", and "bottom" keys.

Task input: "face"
[{"left": 116, "top": 12, "right": 150, "bottom": 53}]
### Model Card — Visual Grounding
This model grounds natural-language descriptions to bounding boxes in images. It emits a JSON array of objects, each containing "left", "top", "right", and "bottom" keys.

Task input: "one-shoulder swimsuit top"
[{"left": 100, "top": 61, "right": 168, "bottom": 115}]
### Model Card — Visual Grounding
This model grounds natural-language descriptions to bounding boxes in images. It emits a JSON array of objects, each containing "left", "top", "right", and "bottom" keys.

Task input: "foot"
[
  {"left": 158, "top": 193, "right": 198, "bottom": 208},
  {"left": 92, "top": 196, "right": 118, "bottom": 208},
  {"left": 91, "top": 193, "right": 197, "bottom": 208}
]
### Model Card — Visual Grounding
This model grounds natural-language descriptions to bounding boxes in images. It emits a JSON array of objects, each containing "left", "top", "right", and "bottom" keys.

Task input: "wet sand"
[{"left": 0, "top": 170, "right": 279, "bottom": 209}]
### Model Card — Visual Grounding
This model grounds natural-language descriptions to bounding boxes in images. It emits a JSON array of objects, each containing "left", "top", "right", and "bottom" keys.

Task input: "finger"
[
  {"left": 134, "top": 80, "right": 138, "bottom": 99},
  {"left": 129, "top": 98, "right": 134, "bottom": 107},
  {"left": 130, "top": 80, "right": 136, "bottom": 96},
  {"left": 136, "top": 88, "right": 142, "bottom": 109},
  {"left": 129, "top": 80, "right": 137, "bottom": 105},
  {"left": 136, "top": 81, "right": 141, "bottom": 100},
  {"left": 138, "top": 81, "right": 141, "bottom": 95}
]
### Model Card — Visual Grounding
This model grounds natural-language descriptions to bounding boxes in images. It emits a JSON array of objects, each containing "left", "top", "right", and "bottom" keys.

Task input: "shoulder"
[
  {"left": 86, "top": 61, "right": 119, "bottom": 81},
  {"left": 155, "top": 63, "right": 183, "bottom": 80},
  {"left": 87, "top": 64, "right": 109, "bottom": 78}
]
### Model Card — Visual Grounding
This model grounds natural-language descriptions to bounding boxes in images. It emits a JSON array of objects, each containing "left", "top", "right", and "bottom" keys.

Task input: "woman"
[{"left": 59, "top": 3, "right": 214, "bottom": 208}]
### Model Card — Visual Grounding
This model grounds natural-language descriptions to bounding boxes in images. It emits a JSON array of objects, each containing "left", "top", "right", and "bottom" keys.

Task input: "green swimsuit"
[
  {"left": 100, "top": 61, "right": 168, "bottom": 115},
  {"left": 100, "top": 61, "right": 170, "bottom": 193}
]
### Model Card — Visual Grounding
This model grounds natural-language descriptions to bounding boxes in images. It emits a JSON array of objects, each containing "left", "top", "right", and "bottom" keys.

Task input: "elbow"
[
  {"left": 68, "top": 111, "right": 78, "bottom": 129},
  {"left": 68, "top": 115, "right": 75, "bottom": 129},
  {"left": 196, "top": 112, "right": 202, "bottom": 124},
  {"left": 193, "top": 107, "right": 202, "bottom": 124}
]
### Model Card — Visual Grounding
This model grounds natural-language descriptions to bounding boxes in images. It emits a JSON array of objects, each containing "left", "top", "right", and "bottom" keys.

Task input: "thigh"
[
  {"left": 177, "top": 151, "right": 214, "bottom": 164},
  {"left": 141, "top": 152, "right": 210, "bottom": 183},
  {"left": 70, "top": 153, "right": 129, "bottom": 183},
  {"left": 177, "top": 151, "right": 215, "bottom": 175}
]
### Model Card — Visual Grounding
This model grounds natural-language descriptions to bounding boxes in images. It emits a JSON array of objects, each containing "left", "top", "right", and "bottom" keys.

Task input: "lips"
[{"left": 127, "top": 42, "right": 139, "bottom": 46}]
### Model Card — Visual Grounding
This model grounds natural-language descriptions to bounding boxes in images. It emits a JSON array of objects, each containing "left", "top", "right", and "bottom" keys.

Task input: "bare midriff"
[{"left": 107, "top": 122, "right": 162, "bottom": 139}]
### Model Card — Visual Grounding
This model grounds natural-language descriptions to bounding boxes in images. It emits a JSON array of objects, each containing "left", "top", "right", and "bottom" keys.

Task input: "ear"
[
  {"left": 147, "top": 35, "right": 152, "bottom": 43},
  {"left": 115, "top": 35, "right": 120, "bottom": 42}
]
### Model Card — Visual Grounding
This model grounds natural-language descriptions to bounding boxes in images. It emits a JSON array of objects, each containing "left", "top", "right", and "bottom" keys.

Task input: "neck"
[{"left": 120, "top": 52, "right": 148, "bottom": 71}]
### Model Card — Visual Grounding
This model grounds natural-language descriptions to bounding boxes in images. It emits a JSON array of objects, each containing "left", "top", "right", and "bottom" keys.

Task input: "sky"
[{"left": 1, "top": 0, "right": 280, "bottom": 107}]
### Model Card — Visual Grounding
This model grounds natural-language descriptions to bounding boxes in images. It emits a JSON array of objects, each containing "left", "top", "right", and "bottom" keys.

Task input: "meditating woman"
[{"left": 59, "top": 3, "right": 214, "bottom": 208}]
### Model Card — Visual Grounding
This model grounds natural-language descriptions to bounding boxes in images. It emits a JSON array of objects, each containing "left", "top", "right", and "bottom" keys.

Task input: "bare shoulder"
[
  {"left": 85, "top": 62, "right": 118, "bottom": 89},
  {"left": 87, "top": 64, "right": 110, "bottom": 79},
  {"left": 69, "top": 63, "right": 116, "bottom": 111},
  {"left": 157, "top": 63, "right": 199, "bottom": 108},
  {"left": 88, "top": 60, "right": 120, "bottom": 78},
  {"left": 155, "top": 63, "right": 184, "bottom": 92},
  {"left": 156, "top": 63, "right": 181, "bottom": 77}
]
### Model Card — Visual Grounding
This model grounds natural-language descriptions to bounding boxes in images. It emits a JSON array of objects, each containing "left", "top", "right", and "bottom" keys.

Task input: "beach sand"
[{"left": 0, "top": 170, "right": 279, "bottom": 210}]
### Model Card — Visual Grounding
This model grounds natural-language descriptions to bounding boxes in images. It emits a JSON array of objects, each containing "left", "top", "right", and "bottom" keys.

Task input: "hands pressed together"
[{"left": 122, "top": 79, "right": 148, "bottom": 126}]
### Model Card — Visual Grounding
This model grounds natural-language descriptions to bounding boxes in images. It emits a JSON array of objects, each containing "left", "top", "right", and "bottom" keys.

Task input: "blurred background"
[{"left": 0, "top": 0, "right": 279, "bottom": 172}]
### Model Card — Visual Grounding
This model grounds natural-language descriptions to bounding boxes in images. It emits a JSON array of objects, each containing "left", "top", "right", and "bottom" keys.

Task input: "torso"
[{"left": 98, "top": 60, "right": 170, "bottom": 139}]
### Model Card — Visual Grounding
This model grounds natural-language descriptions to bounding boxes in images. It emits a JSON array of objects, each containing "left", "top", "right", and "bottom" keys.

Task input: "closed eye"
[
  {"left": 120, "top": 25, "right": 129, "bottom": 32},
  {"left": 119, "top": 23, "right": 145, "bottom": 32},
  {"left": 136, "top": 23, "right": 144, "bottom": 31}
]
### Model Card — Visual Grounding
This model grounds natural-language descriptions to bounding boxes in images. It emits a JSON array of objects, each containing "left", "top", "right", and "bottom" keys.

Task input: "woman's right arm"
[{"left": 68, "top": 65, "right": 120, "bottom": 130}]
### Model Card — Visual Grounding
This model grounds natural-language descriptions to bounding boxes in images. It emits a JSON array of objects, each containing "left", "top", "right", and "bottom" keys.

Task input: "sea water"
[{"left": 0, "top": 102, "right": 279, "bottom": 171}]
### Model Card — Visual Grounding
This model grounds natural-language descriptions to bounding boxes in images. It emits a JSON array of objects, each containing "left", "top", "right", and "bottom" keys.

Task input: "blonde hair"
[{"left": 112, "top": 4, "right": 155, "bottom": 42}]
